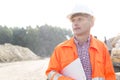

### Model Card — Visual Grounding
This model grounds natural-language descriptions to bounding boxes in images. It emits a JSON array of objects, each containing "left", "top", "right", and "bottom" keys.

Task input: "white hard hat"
[{"left": 67, "top": 4, "right": 94, "bottom": 19}]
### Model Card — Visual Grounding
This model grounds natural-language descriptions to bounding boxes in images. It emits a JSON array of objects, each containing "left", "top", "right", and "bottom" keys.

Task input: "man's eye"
[
  {"left": 71, "top": 19, "right": 75, "bottom": 22},
  {"left": 78, "top": 18, "right": 82, "bottom": 21}
]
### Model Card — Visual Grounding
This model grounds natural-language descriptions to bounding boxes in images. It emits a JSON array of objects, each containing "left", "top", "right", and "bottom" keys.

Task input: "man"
[{"left": 46, "top": 4, "right": 116, "bottom": 80}]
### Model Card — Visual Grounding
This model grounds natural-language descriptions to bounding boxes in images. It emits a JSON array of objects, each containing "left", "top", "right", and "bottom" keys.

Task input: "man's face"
[{"left": 70, "top": 14, "right": 94, "bottom": 36}]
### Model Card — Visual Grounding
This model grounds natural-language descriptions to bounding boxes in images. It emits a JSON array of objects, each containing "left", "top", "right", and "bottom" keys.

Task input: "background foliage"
[{"left": 0, "top": 25, "right": 72, "bottom": 57}]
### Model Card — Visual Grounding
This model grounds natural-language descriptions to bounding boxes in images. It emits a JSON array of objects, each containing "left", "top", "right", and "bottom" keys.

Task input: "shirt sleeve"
[{"left": 45, "top": 48, "right": 73, "bottom": 80}]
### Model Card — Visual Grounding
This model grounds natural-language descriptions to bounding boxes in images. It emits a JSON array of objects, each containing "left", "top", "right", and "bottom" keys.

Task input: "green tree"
[
  {"left": 11, "top": 27, "right": 26, "bottom": 46},
  {"left": 0, "top": 25, "right": 72, "bottom": 57},
  {"left": 0, "top": 26, "right": 13, "bottom": 44},
  {"left": 37, "top": 25, "right": 72, "bottom": 57}
]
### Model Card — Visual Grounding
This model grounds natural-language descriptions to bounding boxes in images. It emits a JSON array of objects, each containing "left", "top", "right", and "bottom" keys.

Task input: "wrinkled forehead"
[{"left": 70, "top": 13, "right": 93, "bottom": 20}]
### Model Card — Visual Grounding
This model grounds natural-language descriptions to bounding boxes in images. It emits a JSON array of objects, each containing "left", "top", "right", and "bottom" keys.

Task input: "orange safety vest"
[{"left": 46, "top": 35, "right": 116, "bottom": 80}]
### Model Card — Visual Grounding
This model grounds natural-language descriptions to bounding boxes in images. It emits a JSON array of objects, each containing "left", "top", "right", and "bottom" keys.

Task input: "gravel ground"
[
  {"left": 0, "top": 58, "right": 120, "bottom": 80},
  {"left": 0, "top": 58, "right": 49, "bottom": 80}
]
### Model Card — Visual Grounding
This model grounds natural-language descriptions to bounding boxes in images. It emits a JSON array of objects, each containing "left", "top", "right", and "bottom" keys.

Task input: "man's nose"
[{"left": 73, "top": 21, "right": 79, "bottom": 27}]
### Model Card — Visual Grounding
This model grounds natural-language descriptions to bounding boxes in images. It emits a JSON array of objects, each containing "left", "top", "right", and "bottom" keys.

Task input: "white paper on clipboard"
[{"left": 61, "top": 58, "right": 86, "bottom": 80}]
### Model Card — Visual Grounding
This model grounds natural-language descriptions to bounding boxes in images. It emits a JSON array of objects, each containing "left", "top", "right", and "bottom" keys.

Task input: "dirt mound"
[{"left": 0, "top": 43, "right": 40, "bottom": 62}]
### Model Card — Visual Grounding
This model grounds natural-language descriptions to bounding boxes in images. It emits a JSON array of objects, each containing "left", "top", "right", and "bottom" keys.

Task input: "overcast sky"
[{"left": 0, "top": 0, "right": 120, "bottom": 41}]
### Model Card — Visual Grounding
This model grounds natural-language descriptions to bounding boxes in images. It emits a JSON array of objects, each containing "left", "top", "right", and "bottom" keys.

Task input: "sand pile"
[{"left": 0, "top": 43, "right": 40, "bottom": 62}]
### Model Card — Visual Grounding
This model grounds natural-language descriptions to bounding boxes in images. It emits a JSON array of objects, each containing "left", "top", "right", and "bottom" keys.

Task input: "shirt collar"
[
  {"left": 74, "top": 35, "right": 90, "bottom": 46},
  {"left": 60, "top": 35, "right": 99, "bottom": 51}
]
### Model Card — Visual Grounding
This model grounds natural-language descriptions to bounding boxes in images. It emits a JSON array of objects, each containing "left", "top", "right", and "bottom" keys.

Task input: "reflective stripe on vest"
[
  {"left": 47, "top": 70, "right": 62, "bottom": 80},
  {"left": 53, "top": 73, "right": 62, "bottom": 80},
  {"left": 92, "top": 77, "right": 105, "bottom": 80}
]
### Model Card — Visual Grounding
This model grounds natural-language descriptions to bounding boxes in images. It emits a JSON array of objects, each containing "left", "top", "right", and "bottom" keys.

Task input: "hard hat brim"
[{"left": 67, "top": 4, "right": 94, "bottom": 19}]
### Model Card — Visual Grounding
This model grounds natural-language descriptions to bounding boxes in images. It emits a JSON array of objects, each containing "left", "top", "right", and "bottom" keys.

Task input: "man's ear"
[{"left": 90, "top": 17, "right": 95, "bottom": 27}]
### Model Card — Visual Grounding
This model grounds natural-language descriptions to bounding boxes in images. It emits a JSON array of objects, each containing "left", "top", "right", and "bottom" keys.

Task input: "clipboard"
[{"left": 61, "top": 58, "right": 86, "bottom": 80}]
